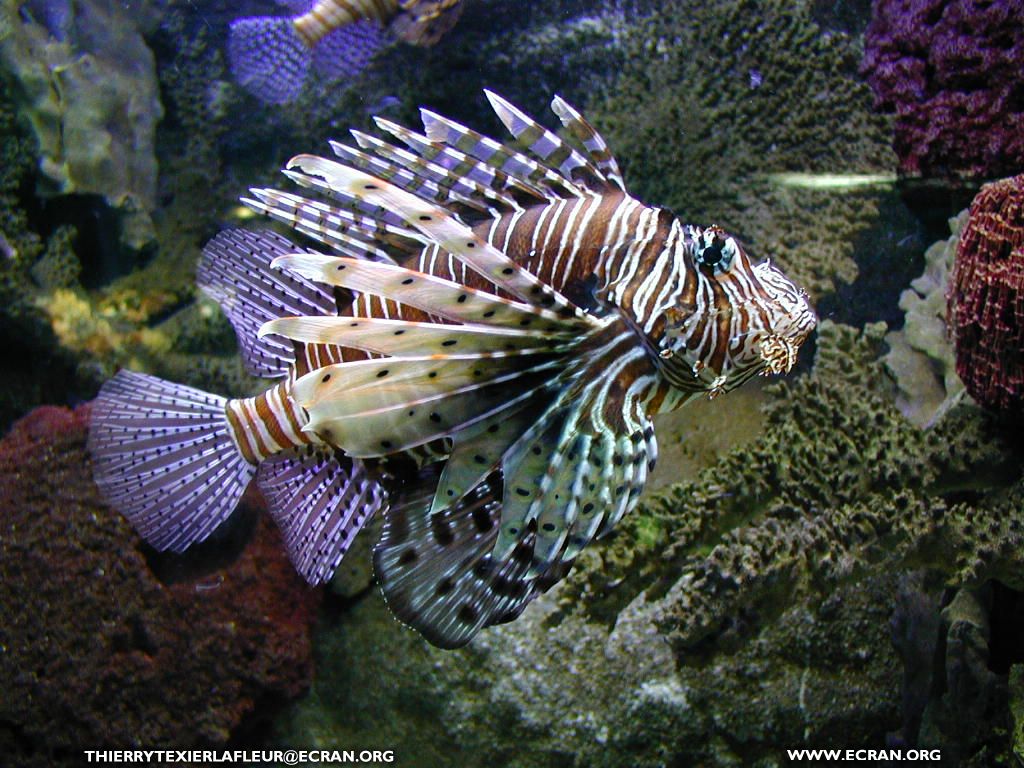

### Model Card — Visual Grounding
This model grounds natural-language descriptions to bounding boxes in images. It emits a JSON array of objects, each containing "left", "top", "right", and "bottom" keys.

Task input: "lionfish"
[
  {"left": 89, "top": 92, "right": 817, "bottom": 648},
  {"left": 229, "top": 0, "right": 464, "bottom": 104}
]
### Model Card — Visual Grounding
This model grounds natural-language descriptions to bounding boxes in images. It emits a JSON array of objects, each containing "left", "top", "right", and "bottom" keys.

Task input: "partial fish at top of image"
[{"left": 228, "top": 0, "right": 465, "bottom": 104}]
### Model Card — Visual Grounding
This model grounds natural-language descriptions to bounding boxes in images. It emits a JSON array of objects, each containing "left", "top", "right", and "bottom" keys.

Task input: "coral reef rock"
[
  {"left": 862, "top": 0, "right": 1024, "bottom": 179},
  {"left": 0, "top": 405, "right": 320, "bottom": 766},
  {"left": 948, "top": 174, "right": 1024, "bottom": 417},
  {"left": 591, "top": 0, "right": 897, "bottom": 301},
  {"left": 0, "top": 0, "right": 165, "bottom": 249},
  {"left": 277, "top": 321, "right": 1024, "bottom": 766},
  {"left": 884, "top": 210, "right": 967, "bottom": 426}
]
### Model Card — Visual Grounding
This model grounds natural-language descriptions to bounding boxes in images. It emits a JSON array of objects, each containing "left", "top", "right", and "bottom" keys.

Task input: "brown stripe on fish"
[
  {"left": 226, "top": 382, "right": 315, "bottom": 462},
  {"left": 295, "top": 0, "right": 399, "bottom": 47}
]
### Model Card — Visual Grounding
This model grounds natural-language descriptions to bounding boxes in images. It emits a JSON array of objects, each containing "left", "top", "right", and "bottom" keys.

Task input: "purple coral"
[{"left": 862, "top": 0, "right": 1024, "bottom": 179}]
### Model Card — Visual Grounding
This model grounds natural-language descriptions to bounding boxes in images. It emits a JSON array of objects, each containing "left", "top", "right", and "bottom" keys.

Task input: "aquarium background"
[{"left": 1, "top": 0, "right": 1023, "bottom": 765}]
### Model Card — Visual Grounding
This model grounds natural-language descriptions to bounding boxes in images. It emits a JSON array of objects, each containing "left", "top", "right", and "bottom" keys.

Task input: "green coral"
[
  {"left": 590, "top": 0, "right": 897, "bottom": 298},
  {"left": 275, "top": 321, "right": 1023, "bottom": 766},
  {"left": 604, "top": 322, "right": 1019, "bottom": 654}
]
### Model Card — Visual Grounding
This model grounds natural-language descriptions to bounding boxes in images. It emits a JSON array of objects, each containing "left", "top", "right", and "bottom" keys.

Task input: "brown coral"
[{"left": 948, "top": 174, "right": 1024, "bottom": 416}]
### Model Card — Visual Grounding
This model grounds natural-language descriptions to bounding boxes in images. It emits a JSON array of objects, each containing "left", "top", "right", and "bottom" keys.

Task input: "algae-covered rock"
[
  {"left": 0, "top": 76, "right": 94, "bottom": 428},
  {"left": 276, "top": 320, "right": 1024, "bottom": 766},
  {"left": 0, "top": 0, "right": 164, "bottom": 250},
  {"left": 589, "top": 0, "right": 901, "bottom": 301}
]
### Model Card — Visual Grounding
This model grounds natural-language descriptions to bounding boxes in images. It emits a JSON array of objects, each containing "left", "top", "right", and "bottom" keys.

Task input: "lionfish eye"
[
  {"left": 695, "top": 230, "right": 733, "bottom": 272},
  {"left": 700, "top": 241, "right": 724, "bottom": 265}
]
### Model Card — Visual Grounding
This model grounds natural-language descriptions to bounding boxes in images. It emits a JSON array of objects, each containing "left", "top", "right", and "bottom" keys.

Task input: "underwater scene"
[{"left": 1, "top": 0, "right": 1024, "bottom": 765}]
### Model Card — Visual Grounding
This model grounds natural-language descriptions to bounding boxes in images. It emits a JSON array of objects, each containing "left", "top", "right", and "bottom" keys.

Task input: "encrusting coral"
[
  {"left": 590, "top": 0, "right": 896, "bottom": 300},
  {"left": 276, "top": 321, "right": 1024, "bottom": 766},
  {"left": 0, "top": 405, "right": 321, "bottom": 763},
  {"left": 948, "top": 174, "right": 1024, "bottom": 417}
]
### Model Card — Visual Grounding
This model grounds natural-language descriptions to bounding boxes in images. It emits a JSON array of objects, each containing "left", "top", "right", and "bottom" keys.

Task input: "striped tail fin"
[
  {"left": 88, "top": 371, "right": 257, "bottom": 552},
  {"left": 228, "top": 16, "right": 310, "bottom": 104}
]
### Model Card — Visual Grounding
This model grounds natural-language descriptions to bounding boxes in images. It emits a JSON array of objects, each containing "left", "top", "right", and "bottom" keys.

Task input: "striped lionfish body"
[
  {"left": 89, "top": 93, "right": 816, "bottom": 648},
  {"left": 228, "top": 0, "right": 464, "bottom": 104}
]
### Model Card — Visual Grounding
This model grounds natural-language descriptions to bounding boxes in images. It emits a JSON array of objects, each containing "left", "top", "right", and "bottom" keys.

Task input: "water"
[{"left": 1, "top": 0, "right": 1022, "bottom": 765}]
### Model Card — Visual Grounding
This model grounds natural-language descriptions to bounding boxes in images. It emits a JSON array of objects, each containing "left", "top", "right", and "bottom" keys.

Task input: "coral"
[
  {"left": 589, "top": 0, "right": 898, "bottom": 301},
  {"left": 28, "top": 225, "right": 80, "bottom": 289},
  {"left": 883, "top": 210, "right": 967, "bottom": 426},
  {"left": 948, "top": 174, "right": 1024, "bottom": 416},
  {"left": 0, "top": 78, "right": 95, "bottom": 429},
  {"left": 0, "top": 404, "right": 320, "bottom": 765},
  {"left": 274, "top": 321, "right": 1024, "bottom": 766},
  {"left": 891, "top": 578, "right": 1011, "bottom": 763},
  {"left": 0, "top": 0, "right": 165, "bottom": 250},
  {"left": 862, "top": 0, "right": 1024, "bottom": 179},
  {"left": 646, "top": 322, "right": 1021, "bottom": 654}
]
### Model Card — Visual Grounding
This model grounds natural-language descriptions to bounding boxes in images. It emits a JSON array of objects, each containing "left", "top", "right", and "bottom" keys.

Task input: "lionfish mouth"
[{"left": 759, "top": 334, "right": 801, "bottom": 375}]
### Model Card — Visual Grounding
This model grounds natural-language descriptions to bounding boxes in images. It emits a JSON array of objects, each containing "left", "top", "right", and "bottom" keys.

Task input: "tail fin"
[
  {"left": 228, "top": 16, "right": 310, "bottom": 104},
  {"left": 88, "top": 371, "right": 256, "bottom": 553},
  {"left": 311, "top": 21, "right": 387, "bottom": 81}
]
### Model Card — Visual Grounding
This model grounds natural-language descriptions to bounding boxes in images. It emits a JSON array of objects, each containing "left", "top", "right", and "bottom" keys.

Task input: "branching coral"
[
  {"left": 862, "top": 0, "right": 1024, "bottom": 179},
  {"left": 607, "top": 322, "right": 1021, "bottom": 656}
]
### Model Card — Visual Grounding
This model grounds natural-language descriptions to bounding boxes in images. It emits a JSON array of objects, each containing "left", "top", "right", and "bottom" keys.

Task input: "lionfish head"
[{"left": 654, "top": 225, "right": 817, "bottom": 397}]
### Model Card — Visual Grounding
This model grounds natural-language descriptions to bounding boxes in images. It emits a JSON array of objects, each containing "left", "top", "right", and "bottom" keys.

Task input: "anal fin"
[{"left": 257, "top": 448, "right": 386, "bottom": 584}]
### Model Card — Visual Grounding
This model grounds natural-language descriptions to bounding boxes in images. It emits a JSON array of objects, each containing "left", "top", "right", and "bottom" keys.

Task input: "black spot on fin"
[
  {"left": 88, "top": 370, "right": 256, "bottom": 552},
  {"left": 373, "top": 466, "right": 552, "bottom": 649}
]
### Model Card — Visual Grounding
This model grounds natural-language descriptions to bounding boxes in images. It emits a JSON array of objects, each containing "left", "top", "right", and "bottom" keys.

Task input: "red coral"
[
  {"left": 948, "top": 174, "right": 1024, "bottom": 415},
  {"left": 0, "top": 405, "right": 321, "bottom": 764}
]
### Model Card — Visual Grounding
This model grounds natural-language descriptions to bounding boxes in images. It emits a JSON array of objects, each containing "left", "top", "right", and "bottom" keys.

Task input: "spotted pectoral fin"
[
  {"left": 430, "top": 386, "right": 560, "bottom": 514},
  {"left": 270, "top": 252, "right": 584, "bottom": 333},
  {"left": 292, "top": 354, "right": 563, "bottom": 457},
  {"left": 494, "top": 339, "right": 659, "bottom": 576},
  {"left": 259, "top": 315, "right": 573, "bottom": 358},
  {"left": 373, "top": 467, "right": 542, "bottom": 649}
]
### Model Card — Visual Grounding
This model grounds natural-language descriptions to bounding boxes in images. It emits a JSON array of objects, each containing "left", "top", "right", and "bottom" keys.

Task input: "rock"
[
  {"left": 0, "top": 0, "right": 165, "bottom": 251},
  {"left": 0, "top": 404, "right": 321, "bottom": 765}
]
